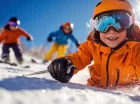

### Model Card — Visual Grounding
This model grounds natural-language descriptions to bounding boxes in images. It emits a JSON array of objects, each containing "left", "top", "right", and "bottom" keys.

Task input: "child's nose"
[{"left": 106, "top": 27, "right": 116, "bottom": 33}]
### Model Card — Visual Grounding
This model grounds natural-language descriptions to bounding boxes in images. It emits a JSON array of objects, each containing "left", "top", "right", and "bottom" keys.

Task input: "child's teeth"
[{"left": 108, "top": 37, "right": 118, "bottom": 40}]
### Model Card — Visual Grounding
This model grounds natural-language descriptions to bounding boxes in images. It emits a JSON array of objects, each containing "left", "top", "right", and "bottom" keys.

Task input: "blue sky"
[
  {"left": 0, "top": 0, "right": 100, "bottom": 49},
  {"left": 0, "top": 0, "right": 139, "bottom": 50}
]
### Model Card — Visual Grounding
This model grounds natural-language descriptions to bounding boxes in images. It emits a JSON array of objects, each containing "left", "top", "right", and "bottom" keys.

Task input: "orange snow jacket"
[
  {"left": 67, "top": 31, "right": 140, "bottom": 88},
  {"left": 0, "top": 28, "right": 31, "bottom": 44}
]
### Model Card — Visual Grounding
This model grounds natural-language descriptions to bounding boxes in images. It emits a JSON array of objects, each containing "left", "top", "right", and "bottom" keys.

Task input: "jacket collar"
[{"left": 94, "top": 41, "right": 139, "bottom": 54}]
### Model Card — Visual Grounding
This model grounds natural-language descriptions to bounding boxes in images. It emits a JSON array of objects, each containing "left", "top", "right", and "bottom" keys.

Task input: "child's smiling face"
[
  {"left": 100, "top": 27, "right": 127, "bottom": 48},
  {"left": 9, "top": 25, "right": 18, "bottom": 31},
  {"left": 63, "top": 28, "right": 71, "bottom": 34}
]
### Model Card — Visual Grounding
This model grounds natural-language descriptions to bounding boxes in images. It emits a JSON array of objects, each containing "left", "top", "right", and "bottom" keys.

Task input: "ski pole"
[
  {"left": 31, "top": 41, "right": 37, "bottom": 48},
  {"left": 24, "top": 69, "right": 49, "bottom": 77},
  {"left": 40, "top": 41, "right": 48, "bottom": 58},
  {"left": 42, "top": 41, "right": 48, "bottom": 53},
  {"left": 24, "top": 64, "right": 74, "bottom": 77}
]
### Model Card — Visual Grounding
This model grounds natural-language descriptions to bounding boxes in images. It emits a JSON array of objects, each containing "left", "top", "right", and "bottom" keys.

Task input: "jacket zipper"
[
  {"left": 115, "top": 68, "right": 120, "bottom": 86},
  {"left": 106, "top": 49, "right": 114, "bottom": 88}
]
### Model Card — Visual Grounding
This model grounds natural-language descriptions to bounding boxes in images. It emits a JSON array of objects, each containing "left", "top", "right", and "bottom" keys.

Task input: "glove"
[
  {"left": 47, "top": 37, "right": 52, "bottom": 42},
  {"left": 48, "top": 57, "right": 76, "bottom": 83},
  {"left": 76, "top": 42, "right": 80, "bottom": 47},
  {"left": 27, "top": 36, "right": 32, "bottom": 41}
]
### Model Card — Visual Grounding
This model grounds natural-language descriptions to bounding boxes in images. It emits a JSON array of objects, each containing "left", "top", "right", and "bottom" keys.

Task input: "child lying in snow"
[{"left": 47, "top": 0, "right": 140, "bottom": 88}]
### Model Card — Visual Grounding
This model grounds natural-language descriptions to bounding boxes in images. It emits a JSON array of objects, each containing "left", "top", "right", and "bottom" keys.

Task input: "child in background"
[
  {"left": 47, "top": 0, "right": 140, "bottom": 88},
  {"left": 43, "top": 22, "right": 80, "bottom": 63},
  {"left": 0, "top": 17, "right": 33, "bottom": 64}
]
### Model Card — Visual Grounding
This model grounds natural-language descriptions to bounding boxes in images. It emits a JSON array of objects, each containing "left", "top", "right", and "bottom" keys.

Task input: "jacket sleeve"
[
  {"left": 133, "top": 44, "right": 140, "bottom": 66},
  {"left": 69, "top": 34, "right": 78, "bottom": 44},
  {"left": 48, "top": 30, "right": 59, "bottom": 38},
  {"left": 19, "top": 28, "right": 31, "bottom": 38},
  {"left": 0, "top": 30, "right": 7, "bottom": 43},
  {"left": 66, "top": 41, "right": 93, "bottom": 74}
]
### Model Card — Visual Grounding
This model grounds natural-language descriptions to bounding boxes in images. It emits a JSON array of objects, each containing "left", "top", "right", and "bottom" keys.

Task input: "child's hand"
[
  {"left": 27, "top": 36, "right": 33, "bottom": 41},
  {"left": 48, "top": 57, "right": 76, "bottom": 83},
  {"left": 47, "top": 37, "right": 52, "bottom": 42},
  {"left": 76, "top": 42, "right": 80, "bottom": 47}
]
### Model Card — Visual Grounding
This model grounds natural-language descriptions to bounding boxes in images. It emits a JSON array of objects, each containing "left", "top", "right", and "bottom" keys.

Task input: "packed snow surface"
[{"left": 0, "top": 52, "right": 140, "bottom": 104}]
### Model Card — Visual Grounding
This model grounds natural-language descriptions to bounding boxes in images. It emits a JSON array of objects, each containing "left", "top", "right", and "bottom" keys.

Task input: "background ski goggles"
[
  {"left": 65, "top": 26, "right": 71, "bottom": 30},
  {"left": 93, "top": 12, "right": 133, "bottom": 33},
  {"left": 8, "top": 21, "right": 20, "bottom": 27}
]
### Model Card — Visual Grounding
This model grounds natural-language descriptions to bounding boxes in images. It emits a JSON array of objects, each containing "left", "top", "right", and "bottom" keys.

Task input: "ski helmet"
[
  {"left": 62, "top": 22, "right": 74, "bottom": 30},
  {"left": 8, "top": 17, "right": 20, "bottom": 26},
  {"left": 93, "top": 0, "right": 135, "bottom": 22}
]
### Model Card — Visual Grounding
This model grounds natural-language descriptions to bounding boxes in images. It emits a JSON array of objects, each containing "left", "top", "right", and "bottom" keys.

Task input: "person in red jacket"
[{"left": 0, "top": 17, "right": 33, "bottom": 64}]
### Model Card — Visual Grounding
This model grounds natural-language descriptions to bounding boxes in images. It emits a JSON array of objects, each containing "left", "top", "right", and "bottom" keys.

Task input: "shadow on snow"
[{"left": 0, "top": 76, "right": 139, "bottom": 101}]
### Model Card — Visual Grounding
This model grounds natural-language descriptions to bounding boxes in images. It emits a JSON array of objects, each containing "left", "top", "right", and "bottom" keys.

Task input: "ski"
[
  {"left": 0, "top": 60, "right": 30, "bottom": 68},
  {"left": 30, "top": 59, "right": 48, "bottom": 65},
  {"left": 20, "top": 65, "right": 30, "bottom": 68},
  {"left": 24, "top": 66, "right": 30, "bottom": 68},
  {"left": 0, "top": 60, "right": 17, "bottom": 66},
  {"left": 31, "top": 59, "right": 38, "bottom": 64}
]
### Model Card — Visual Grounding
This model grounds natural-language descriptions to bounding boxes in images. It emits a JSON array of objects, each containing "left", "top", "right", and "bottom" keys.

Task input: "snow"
[{"left": 0, "top": 50, "right": 140, "bottom": 104}]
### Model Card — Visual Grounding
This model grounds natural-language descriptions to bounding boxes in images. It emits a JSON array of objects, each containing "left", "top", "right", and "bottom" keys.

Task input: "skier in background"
[
  {"left": 0, "top": 17, "right": 33, "bottom": 64},
  {"left": 47, "top": 0, "right": 140, "bottom": 88},
  {"left": 43, "top": 22, "right": 80, "bottom": 63}
]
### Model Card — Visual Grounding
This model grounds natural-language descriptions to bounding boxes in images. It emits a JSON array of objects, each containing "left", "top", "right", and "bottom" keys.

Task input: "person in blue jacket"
[{"left": 43, "top": 22, "right": 80, "bottom": 63}]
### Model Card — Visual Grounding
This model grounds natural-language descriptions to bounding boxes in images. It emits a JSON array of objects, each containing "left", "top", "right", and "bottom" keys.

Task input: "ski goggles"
[
  {"left": 65, "top": 26, "right": 71, "bottom": 30},
  {"left": 93, "top": 12, "right": 133, "bottom": 33},
  {"left": 8, "top": 21, "right": 20, "bottom": 27}
]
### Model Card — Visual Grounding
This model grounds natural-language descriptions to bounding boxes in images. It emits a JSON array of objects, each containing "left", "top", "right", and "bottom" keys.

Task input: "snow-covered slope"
[{"left": 0, "top": 50, "right": 140, "bottom": 104}]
